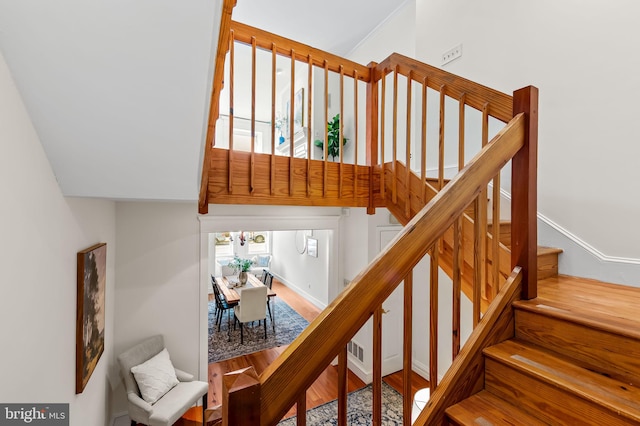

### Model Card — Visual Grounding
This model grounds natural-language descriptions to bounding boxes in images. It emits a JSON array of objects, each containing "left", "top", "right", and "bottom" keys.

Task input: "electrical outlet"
[{"left": 442, "top": 44, "right": 462, "bottom": 66}]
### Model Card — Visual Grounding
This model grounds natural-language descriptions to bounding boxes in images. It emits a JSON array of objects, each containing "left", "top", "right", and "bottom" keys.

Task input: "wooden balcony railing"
[{"left": 199, "top": 6, "right": 538, "bottom": 425}]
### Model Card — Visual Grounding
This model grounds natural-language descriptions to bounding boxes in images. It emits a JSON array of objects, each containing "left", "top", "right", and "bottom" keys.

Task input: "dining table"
[{"left": 216, "top": 273, "right": 277, "bottom": 331}]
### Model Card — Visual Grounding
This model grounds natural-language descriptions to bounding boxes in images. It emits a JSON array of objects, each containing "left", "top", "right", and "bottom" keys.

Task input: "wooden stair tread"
[
  {"left": 537, "top": 246, "right": 563, "bottom": 255},
  {"left": 484, "top": 340, "right": 640, "bottom": 422},
  {"left": 445, "top": 390, "right": 547, "bottom": 425},
  {"left": 515, "top": 275, "right": 640, "bottom": 339}
]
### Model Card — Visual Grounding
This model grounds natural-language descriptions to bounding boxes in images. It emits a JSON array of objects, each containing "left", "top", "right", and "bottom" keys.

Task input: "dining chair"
[
  {"left": 211, "top": 277, "right": 236, "bottom": 332},
  {"left": 260, "top": 269, "right": 269, "bottom": 283},
  {"left": 264, "top": 272, "right": 275, "bottom": 330},
  {"left": 233, "top": 286, "right": 268, "bottom": 344},
  {"left": 264, "top": 272, "right": 274, "bottom": 289}
]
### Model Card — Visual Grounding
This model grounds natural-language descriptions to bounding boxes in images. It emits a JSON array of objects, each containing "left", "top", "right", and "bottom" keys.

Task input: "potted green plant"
[
  {"left": 229, "top": 256, "right": 253, "bottom": 285},
  {"left": 314, "top": 114, "right": 348, "bottom": 161}
]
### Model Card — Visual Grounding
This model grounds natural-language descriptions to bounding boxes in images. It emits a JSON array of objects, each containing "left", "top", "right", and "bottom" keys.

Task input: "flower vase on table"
[{"left": 238, "top": 271, "right": 248, "bottom": 286}]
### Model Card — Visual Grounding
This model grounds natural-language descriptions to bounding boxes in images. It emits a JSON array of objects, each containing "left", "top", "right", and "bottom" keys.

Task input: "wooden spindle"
[
  {"left": 421, "top": 77, "right": 427, "bottom": 205},
  {"left": 452, "top": 217, "right": 462, "bottom": 359},
  {"left": 289, "top": 50, "right": 296, "bottom": 196},
  {"left": 480, "top": 102, "right": 490, "bottom": 298},
  {"left": 429, "top": 245, "right": 439, "bottom": 390},
  {"left": 473, "top": 195, "right": 485, "bottom": 327},
  {"left": 366, "top": 62, "right": 378, "bottom": 215},
  {"left": 337, "top": 346, "right": 348, "bottom": 426},
  {"left": 353, "top": 70, "right": 359, "bottom": 200},
  {"left": 458, "top": 94, "right": 466, "bottom": 171},
  {"left": 453, "top": 93, "right": 465, "bottom": 358},
  {"left": 492, "top": 172, "right": 501, "bottom": 296},
  {"left": 438, "top": 85, "right": 446, "bottom": 189},
  {"left": 307, "top": 54, "right": 313, "bottom": 197},
  {"left": 250, "top": 36, "right": 256, "bottom": 194},
  {"left": 270, "top": 43, "right": 276, "bottom": 195},
  {"left": 453, "top": 93, "right": 465, "bottom": 354},
  {"left": 403, "top": 272, "right": 413, "bottom": 424},
  {"left": 373, "top": 307, "right": 383, "bottom": 426},
  {"left": 405, "top": 72, "right": 412, "bottom": 219},
  {"left": 296, "top": 392, "right": 306, "bottom": 426},
  {"left": 380, "top": 71, "right": 386, "bottom": 200},
  {"left": 339, "top": 65, "right": 344, "bottom": 198},
  {"left": 392, "top": 66, "right": 398, "bottom": 205},
  {"left": 228, "top": 31, "right": 235, "bottom": 195},
  {"left": 323, "top": 60, "right": 329, "bottom": 197}
]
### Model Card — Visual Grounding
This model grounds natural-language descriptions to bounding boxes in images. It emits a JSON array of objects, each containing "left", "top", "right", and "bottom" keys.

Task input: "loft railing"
[
  {"left": 199, "top": 20, "right": 373, "bottom": 209},
  {"left": 199, "top": 4, "right": 538, "bottom": 424}
]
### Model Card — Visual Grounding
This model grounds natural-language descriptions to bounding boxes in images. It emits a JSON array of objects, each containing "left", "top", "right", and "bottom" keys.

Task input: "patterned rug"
[
  {"left": 278, "top": 382, "right": 403, "bottom": 425},
  {"left": 208, "top": 298, "right": 309, "bottom": 363}
]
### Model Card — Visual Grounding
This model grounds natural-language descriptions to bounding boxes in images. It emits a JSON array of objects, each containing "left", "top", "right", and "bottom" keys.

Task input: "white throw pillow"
[{"left": 131, "top": 348, "right": 179, "bottom": 404}]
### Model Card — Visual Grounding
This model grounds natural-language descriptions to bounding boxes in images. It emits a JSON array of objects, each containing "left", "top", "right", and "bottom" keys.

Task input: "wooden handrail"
[
  {"left": 376, "top": 53, "right": 513, "bottom": 123},
  {"left": 256, "top": 113, "right": 526, "bottom": 424},
  {"left": 198, "top": 0, "right": 237, "bottom": 214},
  {"left": 230, "top": 21, "right": 371, "bottom": 82}
]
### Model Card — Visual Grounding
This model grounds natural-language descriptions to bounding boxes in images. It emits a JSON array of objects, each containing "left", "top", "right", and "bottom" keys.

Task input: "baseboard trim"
[
  {"left": 499, "top": 186, "right": 640, "bottom": 266},
  {"left": 272, "top": 273, "right": 327, "bottom": 310},
  {"left": 497, "top": 187, "right": 640, "bottom": 286},
  {"left": 537, "top": 212, "right": 640, "bottom": 265},
  {"left": 412, "top": 359, "right": 430, "bottom": 383}
]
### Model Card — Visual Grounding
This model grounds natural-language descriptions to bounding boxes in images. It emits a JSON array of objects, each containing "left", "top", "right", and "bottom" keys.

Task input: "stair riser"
[
  {"left": 515, "top": 309, "right": 640, "bottom": 387},
  {"left": 485, "top": 359, "right": 635, "bottom": 425},
  {"left": 537, "top": 252, "right": 559, "bottom": 280}
]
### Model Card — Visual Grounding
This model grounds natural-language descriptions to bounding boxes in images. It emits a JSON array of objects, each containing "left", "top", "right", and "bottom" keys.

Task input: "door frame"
[{"left": 198, "top": 214, "right": 342, "bottom": 379}]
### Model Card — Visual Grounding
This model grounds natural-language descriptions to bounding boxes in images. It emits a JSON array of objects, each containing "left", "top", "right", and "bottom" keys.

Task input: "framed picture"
[
  {"left": 294, "top": 88, "right": 304, "bottom": 131},
  {"left": 307, "top": 237, "right": 318, "bottom": 258},
  {"left": 76, "top": 243, "right": 107, "bottom": 394}
]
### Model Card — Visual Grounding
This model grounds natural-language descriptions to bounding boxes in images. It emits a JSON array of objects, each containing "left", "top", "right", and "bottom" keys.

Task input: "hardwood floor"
[{"left": 182, "top": 277, "right": 429, "bottom": 425}]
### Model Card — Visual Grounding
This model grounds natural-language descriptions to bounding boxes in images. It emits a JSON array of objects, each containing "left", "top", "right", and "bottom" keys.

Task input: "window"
[
  {"left": 248, "top": 231, "right": 270, "bottom": 254},
  {"left": 213, "top": 232, "right": 233, "bottom": 257}
]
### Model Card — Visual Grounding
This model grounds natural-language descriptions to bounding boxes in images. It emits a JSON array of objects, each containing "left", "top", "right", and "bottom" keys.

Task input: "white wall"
[
  {"left": 271, "top": 230, "right": 331, "bottom": 308},
  {"left": 416, "top": 0, "right": 640, "bottom": 263},
  {"left": 0, "top": 51, "right": 116, "bottom": 425},
  {"left": 113, "top": 201, "right": 202, "bottom": 416}
]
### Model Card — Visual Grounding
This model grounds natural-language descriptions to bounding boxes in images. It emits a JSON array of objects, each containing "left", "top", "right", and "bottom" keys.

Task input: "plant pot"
[{"left": 238, "top": 271, "right": 248, "bottom": 285}]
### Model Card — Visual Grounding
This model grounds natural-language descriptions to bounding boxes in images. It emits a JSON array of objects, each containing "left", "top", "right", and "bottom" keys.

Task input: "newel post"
[
  {"left": 222, "top": 366, "right": 261, "bottom": 426},
  {"left": 511, "top": 86, "right": 539, "bottom": 300},
  {"left": 366, "top": 61, "right": 379, "bottom": 215}
]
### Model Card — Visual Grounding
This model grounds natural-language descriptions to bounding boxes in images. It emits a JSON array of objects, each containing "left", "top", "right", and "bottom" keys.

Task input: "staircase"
[
  {"left": 200, "top": 3, "right": 640, "bottom": 425},
  {"left": 445, "top": 275, "right": 640, "bottom": 425}
]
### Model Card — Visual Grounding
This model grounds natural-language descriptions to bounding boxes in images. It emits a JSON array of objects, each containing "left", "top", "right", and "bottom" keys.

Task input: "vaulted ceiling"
[{"left": 0, "top": 0, "right": 407, "bottom": 201}]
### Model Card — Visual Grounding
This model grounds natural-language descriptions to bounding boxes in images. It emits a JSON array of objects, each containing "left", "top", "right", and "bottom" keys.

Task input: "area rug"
[
  {"left": 208, "top": 298, "right": 309, "bottom": 363},
  {"left": 278, "top": 382, "right": 403, "bottom": 426}
]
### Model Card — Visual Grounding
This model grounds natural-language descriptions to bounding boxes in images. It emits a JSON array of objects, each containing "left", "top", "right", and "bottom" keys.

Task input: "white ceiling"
[{"left": 0, "top": 0, "right": 407, "bottom": 201}]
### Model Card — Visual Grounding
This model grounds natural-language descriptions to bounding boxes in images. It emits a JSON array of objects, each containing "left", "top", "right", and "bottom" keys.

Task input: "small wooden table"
[{"left": 216, "top": 273, "right": 277, "bottom": 333}]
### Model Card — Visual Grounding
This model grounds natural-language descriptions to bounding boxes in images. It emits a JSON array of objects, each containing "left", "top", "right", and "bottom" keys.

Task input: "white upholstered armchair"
[{"left": 117, "top": 335, "right": 208, "bottom": 426}]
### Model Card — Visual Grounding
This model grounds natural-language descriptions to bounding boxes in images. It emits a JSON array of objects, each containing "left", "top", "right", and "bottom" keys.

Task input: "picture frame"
[
  {"left": 307, "top": 237, "right": 318, "bottom": 258},
  {"left": 76, "top": 242, "right": 107, "bottom": 394}
]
